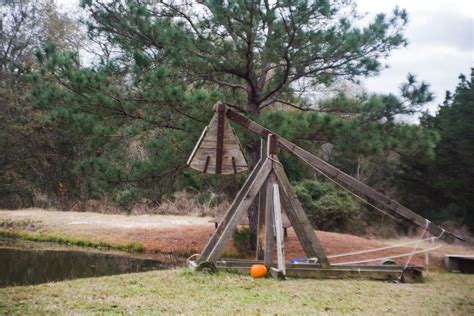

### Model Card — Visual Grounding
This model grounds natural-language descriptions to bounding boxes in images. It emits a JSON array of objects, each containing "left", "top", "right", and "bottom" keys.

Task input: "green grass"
[
  {"left": 1, "top": 270, "right": 473, "bottom": 314},
  {"left": 0, "top": 230, "right": 145, "bottom": 253}
]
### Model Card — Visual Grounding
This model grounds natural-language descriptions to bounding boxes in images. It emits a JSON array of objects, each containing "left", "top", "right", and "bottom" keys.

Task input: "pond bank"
[{"left": 0, "top": 236, "right": 175, "bottom": 287}]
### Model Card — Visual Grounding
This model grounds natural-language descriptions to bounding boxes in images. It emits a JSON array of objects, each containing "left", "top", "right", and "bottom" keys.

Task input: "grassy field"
[{"left": 1, "top": 269, "right": 473, "bottom": 315}]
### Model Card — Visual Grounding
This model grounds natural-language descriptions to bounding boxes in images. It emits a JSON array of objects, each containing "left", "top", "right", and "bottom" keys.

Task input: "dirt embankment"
[{"left": 1, "top": 209, "right": 472, "bottom": 270}]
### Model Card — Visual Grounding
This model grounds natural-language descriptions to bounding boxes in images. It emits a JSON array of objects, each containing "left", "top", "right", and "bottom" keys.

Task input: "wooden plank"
[
  {"left": 215, "top": 103, "right": 225, "bottom": 174},
  {"left": 256, "top": 139, "right": 267, "bottom": 260},
  {"left": 272, "top": 183, "right": 286, "bottom": 276},
  {"left": 186, "top": 125, "right": 208, "bottom": 165},
  {"left": 216, "top": 259, "right": 423, "bottom": 271},
  {"left": 264, "top": 172, "right": 276, "bottom": 267},
  {"left": 205, "top": 159, "right": 273, "bottom": 262},
  {"left": 189, "top": 110, "right": 248, "bottom": 175},
  {"left": 225, "top": 107, "right": 456, "bottom": 244},
  {"left": 198, "top": 157, "right": 264, "bottom": 263},
  {"left": 274, "top": 162, "right": 330, "bottom": 268},
  {"left": 215, "top": 263, "right": 423, "bottom": 283}
]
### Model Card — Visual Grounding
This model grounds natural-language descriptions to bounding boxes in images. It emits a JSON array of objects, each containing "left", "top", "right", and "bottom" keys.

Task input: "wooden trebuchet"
[{"left": 225, "top": 107, "right": 457, "bottom": 244}]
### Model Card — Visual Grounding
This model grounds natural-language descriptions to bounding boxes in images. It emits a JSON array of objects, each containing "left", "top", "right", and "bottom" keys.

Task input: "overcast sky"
[
  {"left": 59, "top": 0, "right": 473, "bottom": 114},
  {"left": 357, "top": 0, "right": 473, "bottom": 114}
]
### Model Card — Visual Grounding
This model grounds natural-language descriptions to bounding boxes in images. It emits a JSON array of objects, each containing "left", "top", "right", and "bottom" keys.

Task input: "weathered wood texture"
[
  {"left": 200, "top": 159, "right": 272, "bottom": 263},
  {"left": 274, "top": 162, "right": 330, "bottom": 268},
  {"left": 256, "top": 139, "right": 267, "bottom": 260},
  {"left": 272, "top": 182, "right": 286, "bottom": 276},
  {"left": 215, "top": 103, "right": 226, "bottom": 174},
  {"left": 264, "top": 172, "right": 276, "bottom": 267},
  {"left": 226, "top": 108, "right": 456, "bottom": 244},
  {"left": 215, "top": 261, "right": 423, "bottom": 283},
  {"left": 188, "top": 111, "right": 248, "bottom": 174},
  {"left": 217, "top": 258, "right": 423, "bottom": 271}
]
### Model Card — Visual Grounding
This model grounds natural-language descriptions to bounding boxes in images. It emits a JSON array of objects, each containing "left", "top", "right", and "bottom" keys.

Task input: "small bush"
[
  {"left": 232, "top": 227, "right": 253, "bottom": 258},
  {"left": 294, "top": 179, "right": 362, "bottom": 233}
]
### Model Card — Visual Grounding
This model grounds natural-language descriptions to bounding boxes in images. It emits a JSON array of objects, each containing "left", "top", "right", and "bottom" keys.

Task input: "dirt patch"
[{"left": 1, "top": 209, "right": 471, "bottom": 270}]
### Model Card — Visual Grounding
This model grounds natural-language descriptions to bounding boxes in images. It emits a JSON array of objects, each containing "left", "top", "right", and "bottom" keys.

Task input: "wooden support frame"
[
  {"left": 190, "top": 103, "right": 459, "bottom": 282},
  {"left": 198, "top": 133, "right": 328, "bottom": 275},
  {"left": 225, "top": 107, "right": 457, "bottom": 244}
]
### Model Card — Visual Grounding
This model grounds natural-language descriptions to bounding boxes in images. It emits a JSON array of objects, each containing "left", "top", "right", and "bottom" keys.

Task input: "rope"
[
  {"left": 332, "top": 245, "right": 443, "bottom": 266},
  {"left": 186, "top": 253, "right": 200, "bottom": 269},
  {"left": 397, "top": 220, "right": 431, "bottom": 280},
  {"left": 327, "top": 236, "right": 439, "bottom": 259}
]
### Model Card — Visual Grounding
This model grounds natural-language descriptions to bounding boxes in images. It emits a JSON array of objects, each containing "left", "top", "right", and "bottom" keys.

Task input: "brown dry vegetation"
[{"left": 2, "top": 209, "right": 473, "bottom": 271}]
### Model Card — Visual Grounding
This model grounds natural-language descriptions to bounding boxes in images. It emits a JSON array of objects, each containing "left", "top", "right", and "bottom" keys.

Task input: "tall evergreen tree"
[{"left": 397, "top": 70, "right": 474, "bottom": 231}]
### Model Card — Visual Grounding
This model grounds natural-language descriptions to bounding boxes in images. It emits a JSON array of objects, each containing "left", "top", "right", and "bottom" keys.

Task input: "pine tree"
[{"left": 397, "top": 70, "right": 474, "bottom": 231}]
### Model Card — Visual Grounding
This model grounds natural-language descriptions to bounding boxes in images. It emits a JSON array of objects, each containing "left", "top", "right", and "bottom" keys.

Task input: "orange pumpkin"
[{"left": 250, "top": 264, "right": 267, "bottom": 279}]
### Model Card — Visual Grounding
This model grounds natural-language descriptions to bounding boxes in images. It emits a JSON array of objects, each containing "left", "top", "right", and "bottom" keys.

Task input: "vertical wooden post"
[
  {"left": 215, "top": 103, "right": 226, "bottom": 174},
  {"left": 264, "top": 172, "right": 275, "bottom": 267},
  {"left": 272, "top": 182, "right": 286, "bottom": 277},
  {"left": 256, "top": 139, "right": 267, "bottom": 260}
]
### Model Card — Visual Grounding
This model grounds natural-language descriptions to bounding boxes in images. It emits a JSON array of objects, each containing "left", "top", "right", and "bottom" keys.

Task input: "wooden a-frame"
[
  {"left": 198, "top": 135, "right": 330, "bottom": 277},
  {"left": 189, "top": 102, "right": 458, "bottom": 282}
]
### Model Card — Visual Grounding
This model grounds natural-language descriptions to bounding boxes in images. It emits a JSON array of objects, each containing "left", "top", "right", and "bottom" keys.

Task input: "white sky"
[
  {"left": 58, "top": 0, "right": 473, "bottom": 114},
  {"left": 357, "top": 0, "right": 473, "bottom": 114}
]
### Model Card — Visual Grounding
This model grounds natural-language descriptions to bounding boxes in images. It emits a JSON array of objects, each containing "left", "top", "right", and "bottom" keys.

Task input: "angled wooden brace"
[
  {"left": 274, "top": 161, "right": 330, "bottom": 268},
  {"left": 200, "top": 158, "right": 273, "bottom": 263},
  {"left": 198, "top": 157, "right": 265, "bottom": 263}
]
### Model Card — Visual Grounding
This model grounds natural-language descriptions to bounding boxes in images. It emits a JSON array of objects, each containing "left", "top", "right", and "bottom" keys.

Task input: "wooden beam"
[
  {"left": 199, "top": 157, "right": 264, "bottom": 263},
  {"left": 217, "top": 259, "right": 422, "bottom": 271},
  {"left": 274, "top": 162, "right": 330, "bottom": 268},
  {"left": 215, "top": 261, "right": 423, "bottom": 283},
  {"left": 272, "top": 182, "right": 286, "bottom": 277},
  {"left": 264, "top": 172, "right": 276, "bottom": 267},
  {"left": 256, "top": 139, "right": 267, "bottom": 260},
  {"left": 215, "top": 103, "right": 226, "bottom": 174},
  {"left": 205, "top": 159, "right": 273, "bottom": 262},
  {"left": 225, "top": 107, "right": 456, "bottom": 244}
]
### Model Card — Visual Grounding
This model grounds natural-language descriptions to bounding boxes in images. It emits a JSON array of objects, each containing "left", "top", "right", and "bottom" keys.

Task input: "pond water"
[{"left": 0, "top": 237, "right": 173, "bottom": 287}]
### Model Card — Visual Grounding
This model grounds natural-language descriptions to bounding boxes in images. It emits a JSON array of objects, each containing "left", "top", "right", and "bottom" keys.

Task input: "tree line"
[{"left": 1, "top": 0, "right": 472, "bottom": 233}]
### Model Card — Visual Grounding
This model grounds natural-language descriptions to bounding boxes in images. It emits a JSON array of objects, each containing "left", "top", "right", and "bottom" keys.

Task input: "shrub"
[
  {"left": 232, "top": 227, "right": 253, "bottom": 258},
  {"left": 294, "top": 179, "right": 361, "bottom": 233}
]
